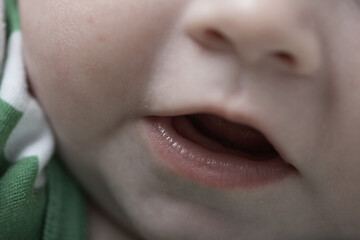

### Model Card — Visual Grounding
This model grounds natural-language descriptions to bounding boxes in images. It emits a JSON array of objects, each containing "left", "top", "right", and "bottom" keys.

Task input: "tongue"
[{"left": 188, "top": 114, "right": 274, "bottom": 153}]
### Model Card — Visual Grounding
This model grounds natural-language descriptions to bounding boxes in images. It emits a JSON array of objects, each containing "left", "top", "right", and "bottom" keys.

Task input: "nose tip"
[{"left": 183, "top": 0, "right": 322, "bottom": 75}]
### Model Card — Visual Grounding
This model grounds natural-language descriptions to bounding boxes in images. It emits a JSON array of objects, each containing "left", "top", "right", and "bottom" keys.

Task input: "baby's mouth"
[
  {"left": 145, "top": 113, "right": 296, "bottom": 189},
  {"left": 173, "top": 114, "right": 279, "bottom": 161}
]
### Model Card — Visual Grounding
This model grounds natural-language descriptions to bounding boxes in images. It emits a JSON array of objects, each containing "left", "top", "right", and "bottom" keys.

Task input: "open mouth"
[
  {"left": 145, "top": 114, "right": 297, "bottom": 189},
  {"left": 174, "top": 114, "right": 279, "bottom": 161}
]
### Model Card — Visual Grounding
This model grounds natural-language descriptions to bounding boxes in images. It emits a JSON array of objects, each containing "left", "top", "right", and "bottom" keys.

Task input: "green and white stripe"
[
  {"left": 1, "top": 0, "right": 54, "bottom": 187},
  {"left": 0, "top": 0, "right": 54, "bottom": 238},
  {"left": 1, "top": 1, "right": 86, "bottom": 239}
]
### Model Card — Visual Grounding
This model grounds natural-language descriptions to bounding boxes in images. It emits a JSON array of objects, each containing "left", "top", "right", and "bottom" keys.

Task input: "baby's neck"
[{"left": 87, "top": 200, "right": 140, "bottom": 240}]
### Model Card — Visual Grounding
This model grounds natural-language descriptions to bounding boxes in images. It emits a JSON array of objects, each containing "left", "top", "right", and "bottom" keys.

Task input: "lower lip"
[{"left": 144, "top": 116, "right": 297, "bottom": 189}]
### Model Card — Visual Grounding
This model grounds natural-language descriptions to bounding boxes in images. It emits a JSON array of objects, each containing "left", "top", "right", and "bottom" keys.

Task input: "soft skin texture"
[{"left": 18, "top": 0, "right": 360, "bottom": 239}]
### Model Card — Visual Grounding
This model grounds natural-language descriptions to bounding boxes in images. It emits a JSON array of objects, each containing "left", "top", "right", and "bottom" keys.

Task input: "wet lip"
[{"left": 144, "top": 115, "right": 297, "bottom": 189}]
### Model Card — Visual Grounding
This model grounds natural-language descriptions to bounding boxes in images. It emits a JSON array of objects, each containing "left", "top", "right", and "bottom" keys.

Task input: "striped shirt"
[{"left": 0, "top": 1, "right": 86, "bottom": 239}]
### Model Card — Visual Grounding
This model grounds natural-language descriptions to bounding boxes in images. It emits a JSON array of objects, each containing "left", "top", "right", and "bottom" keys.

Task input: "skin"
[{"left": 18, "top": 0, "right": 360, "bottom": 239}]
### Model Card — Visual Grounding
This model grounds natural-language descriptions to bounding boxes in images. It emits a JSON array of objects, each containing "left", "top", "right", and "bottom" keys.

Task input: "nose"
[{"left": 183, "top": 0, "right": 322, "bottom": 75}]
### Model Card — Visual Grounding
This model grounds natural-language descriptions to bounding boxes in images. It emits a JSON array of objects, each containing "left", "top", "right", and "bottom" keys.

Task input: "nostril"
[
  {"left": 205, "top": 28, "right": 226, "bottom": 41},
  {"left": 201, "top": 28, "right": 231, "bottom": 50},
  {"left": 202, "top": 29, "right": 299, "bottom": 69},
  {"left": 273, "top": 51, "right": 296, "bottom": 67}
]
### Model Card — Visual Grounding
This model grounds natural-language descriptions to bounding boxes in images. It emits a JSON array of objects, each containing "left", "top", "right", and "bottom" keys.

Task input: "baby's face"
[{"left": 19, "top": 0, "right": 360, "bottom": 239}]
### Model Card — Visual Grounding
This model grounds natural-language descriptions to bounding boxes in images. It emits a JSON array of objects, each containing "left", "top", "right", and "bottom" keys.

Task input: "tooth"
[{"left": 166, "top": 136, "right": 173, "bottom": 143}]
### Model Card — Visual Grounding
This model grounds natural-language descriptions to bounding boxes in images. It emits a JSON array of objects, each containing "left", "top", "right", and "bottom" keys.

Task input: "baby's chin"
[{"left": 66, "top": 113, "right": 326, "bottom": 240}]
